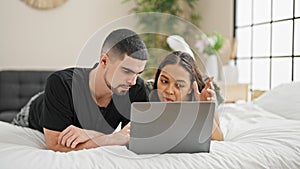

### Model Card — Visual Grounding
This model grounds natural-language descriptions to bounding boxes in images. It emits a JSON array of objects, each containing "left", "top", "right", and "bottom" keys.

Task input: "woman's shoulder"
[
  {"left": 144, "top": 79, "right": 154, "bottom": 95},
  {"left": 144, "top": 79, "right": 160, "bottom": 101}
]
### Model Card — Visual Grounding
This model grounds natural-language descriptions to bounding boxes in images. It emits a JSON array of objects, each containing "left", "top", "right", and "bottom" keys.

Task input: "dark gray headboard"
[{"left": 0, "top": 70, "right": 53, "bottom": 122}]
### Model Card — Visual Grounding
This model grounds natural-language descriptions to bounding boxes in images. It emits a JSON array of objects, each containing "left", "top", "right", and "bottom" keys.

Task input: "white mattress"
[{"left": 1, "top": 103, "right": 300, "bottom": 169}]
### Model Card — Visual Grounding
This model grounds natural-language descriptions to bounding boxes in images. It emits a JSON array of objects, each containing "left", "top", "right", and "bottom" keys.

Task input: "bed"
[{"left": 1, "top": 82, "right": 300, "bottom": 169}]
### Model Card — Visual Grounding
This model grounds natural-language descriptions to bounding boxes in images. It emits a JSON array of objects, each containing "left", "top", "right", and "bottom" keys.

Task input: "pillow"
[{"left": 253, "top": 81, "right": 300, "bottom": 120}]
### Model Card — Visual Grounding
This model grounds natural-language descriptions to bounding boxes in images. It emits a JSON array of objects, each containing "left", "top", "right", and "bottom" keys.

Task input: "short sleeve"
[{"left": 40, "top": 73, "right": 75, "bottom": 131}]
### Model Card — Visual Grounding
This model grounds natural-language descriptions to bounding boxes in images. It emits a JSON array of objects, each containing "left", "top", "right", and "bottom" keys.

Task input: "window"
[{"left": 235, "top": 0, "right": 300, "bottom": 95}]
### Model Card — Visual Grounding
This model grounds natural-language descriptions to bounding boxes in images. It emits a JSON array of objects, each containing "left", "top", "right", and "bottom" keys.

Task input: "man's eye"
[{"left": 122, "top": 69, "right": 130, "bottom": 74}]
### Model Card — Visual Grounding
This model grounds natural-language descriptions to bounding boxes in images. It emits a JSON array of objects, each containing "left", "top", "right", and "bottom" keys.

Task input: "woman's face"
[{"left": 157, "top": 64, "right": 192, "bottom": 102}]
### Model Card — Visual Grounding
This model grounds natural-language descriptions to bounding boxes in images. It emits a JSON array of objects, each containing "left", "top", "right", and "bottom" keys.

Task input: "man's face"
[{"left": 105, "top": 54, "right": 147, "bottom": 95}]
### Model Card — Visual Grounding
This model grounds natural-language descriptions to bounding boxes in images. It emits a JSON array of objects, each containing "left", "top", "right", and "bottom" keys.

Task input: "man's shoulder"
[
  {"left": 43, "top": 68, "right": 82, "bottom": 92},
  {"left": 50, "top": 67, "right": 90, "bottom": 82},
  {"left": 129, "top": 77, "right": 146, "bottom": 92},
  {"left": 52, "top": 67, "right": 75, "bottom": 78},
  {"left": 135, "top": 76, "right": 145, "bottom": 85}
]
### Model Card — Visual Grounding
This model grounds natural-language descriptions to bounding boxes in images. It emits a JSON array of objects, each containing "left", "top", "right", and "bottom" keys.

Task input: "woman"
[{"left": 148, "top": 51, "right": 224, "bottom": 141}]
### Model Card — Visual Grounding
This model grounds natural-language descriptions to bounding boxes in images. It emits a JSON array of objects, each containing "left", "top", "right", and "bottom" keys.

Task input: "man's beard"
[{"left": 104, "top": 71, "right": 130, "bottom": 96}]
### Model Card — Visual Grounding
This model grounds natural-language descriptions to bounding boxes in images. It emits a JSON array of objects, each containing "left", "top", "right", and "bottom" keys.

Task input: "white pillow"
[
  {"left": 253, "top": 81, "right": 300, "bottom": 120},
  {"left": 166, "top": 35, "right": 195, "bottom": 59}
]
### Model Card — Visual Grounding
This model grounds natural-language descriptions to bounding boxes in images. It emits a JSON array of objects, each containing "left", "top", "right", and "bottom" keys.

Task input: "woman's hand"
[{"left": 192, "top": 77, "right": 215, "bottom": 101}]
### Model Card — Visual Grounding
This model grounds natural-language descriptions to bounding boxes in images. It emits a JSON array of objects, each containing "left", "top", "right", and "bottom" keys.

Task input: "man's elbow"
[
  {"left": 45, "top": 144, "right": 60, "bottom": 152},
  {"left": 45, "top": 142, "right": 71, "bottom": 152}
]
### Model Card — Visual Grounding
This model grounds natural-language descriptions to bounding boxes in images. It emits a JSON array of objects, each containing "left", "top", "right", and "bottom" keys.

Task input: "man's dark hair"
[{"left": 101, "top": 28, "right": 148, "bottom": 60}]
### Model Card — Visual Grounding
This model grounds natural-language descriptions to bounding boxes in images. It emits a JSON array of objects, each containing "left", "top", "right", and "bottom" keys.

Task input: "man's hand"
[
  {"left": 57, "top": 125, "right": 103, "bottom": 148},
  {"left": 45, "top": 123, "right": 130, "bottom": 152},
  {"left": 57, "top": 123, "right": 130, "bottom": 149},
  {"left": 192, "top": 77, "right": 215, "bottom": 101},
  {"left": 105, "top": 123, "right": 130, "bottom": 146}
]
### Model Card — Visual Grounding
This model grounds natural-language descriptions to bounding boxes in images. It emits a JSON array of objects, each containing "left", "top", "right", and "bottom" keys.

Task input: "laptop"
[{"left": 128, "top": 101, "right": 215, "bottom": 154}]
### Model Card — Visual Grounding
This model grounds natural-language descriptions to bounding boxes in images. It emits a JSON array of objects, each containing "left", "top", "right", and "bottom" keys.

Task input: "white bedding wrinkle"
[{"left": 1, "top": 103, "right": 300, "bottom": 169}]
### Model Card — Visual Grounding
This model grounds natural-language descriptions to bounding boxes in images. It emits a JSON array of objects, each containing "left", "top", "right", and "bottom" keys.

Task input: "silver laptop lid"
[{"left": 129, "top": 101, "right": 215, "bottom": 154}]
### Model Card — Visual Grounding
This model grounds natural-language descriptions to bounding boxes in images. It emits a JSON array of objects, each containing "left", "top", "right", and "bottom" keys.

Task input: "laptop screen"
[{"left": 129, "top": 101, "right": 215, "bottom": 154}]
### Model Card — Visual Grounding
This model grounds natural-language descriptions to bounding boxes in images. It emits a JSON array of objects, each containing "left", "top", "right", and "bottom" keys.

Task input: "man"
[{"left": 12, "top": 28, "right": 148, "bottom": 152}]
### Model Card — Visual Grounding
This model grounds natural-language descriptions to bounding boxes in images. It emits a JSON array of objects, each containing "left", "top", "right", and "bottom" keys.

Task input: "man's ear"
[{"left": 100, "top": 54, "right": 109, "bottom": 66}]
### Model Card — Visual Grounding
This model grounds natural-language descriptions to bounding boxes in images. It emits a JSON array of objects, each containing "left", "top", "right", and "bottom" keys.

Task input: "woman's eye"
[
  {"left": 161, "top": 79, "right": 168, "bottom": 84},
  {"left": 177, "top": 84, "right": 185, "bottom": 88}
]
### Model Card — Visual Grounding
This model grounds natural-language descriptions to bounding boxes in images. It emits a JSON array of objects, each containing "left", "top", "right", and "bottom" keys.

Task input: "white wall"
[
  {"left": 198, "top": 0, "right": 234, "bottom": 39},
  {"left": 0, "top": 0, "right": 233, "bottom": 70},
  {"left": 0, "top": 0, "right": 134, "bottom": 70},
  {"left": 197, "top": 0, "right": 234, "bottom": 64}
]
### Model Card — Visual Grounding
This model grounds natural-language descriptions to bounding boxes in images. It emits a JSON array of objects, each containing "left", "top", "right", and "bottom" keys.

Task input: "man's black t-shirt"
[{"left": 28, "top": 65, "right": 148, "bottom": 133}]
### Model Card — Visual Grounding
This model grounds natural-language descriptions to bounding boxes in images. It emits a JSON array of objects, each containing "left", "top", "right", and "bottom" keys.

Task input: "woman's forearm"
[
  {"left": 211, "top": 112, "right": 224, "bottom": 141},
  {"left": 211, "top": 121, "right": 224, "bottom": 141}
]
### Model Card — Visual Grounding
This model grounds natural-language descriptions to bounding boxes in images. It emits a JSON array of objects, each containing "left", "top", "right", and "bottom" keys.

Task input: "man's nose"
[{"left": 127, "top": 74, "right": 137, "bottom": 86}]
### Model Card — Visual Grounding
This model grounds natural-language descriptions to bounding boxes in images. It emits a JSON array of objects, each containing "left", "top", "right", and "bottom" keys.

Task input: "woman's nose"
[{"left": 165, "top": 84, "right": 175, "bottom": 95}]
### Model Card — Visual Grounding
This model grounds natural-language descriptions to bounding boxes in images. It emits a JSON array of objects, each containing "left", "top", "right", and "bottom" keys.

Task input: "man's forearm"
[
  {"left": 77, "top": 133, "right": 128, "bottom": 149},
  {"left": 44, "top": 127, "right": 106, "bottom": 152},
  {"left": 45, "top": 127, "right": 129, "bottom": 152},
  {"left": 47, "top": 135, "right": 106, "bottom": 152}
]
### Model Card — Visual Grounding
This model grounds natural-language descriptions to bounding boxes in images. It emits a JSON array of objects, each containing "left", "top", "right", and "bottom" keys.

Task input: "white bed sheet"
[{"left": 1, "top": 103, "right": 300, "bottom": 169}]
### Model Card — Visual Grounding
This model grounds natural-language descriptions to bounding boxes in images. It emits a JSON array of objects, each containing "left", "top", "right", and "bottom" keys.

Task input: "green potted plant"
[
  {"left": 122, "top": 0, "right": 201, "bottom": 79},
  {"left": 195, "top": 31, "right": 225, "bottom": 56}
]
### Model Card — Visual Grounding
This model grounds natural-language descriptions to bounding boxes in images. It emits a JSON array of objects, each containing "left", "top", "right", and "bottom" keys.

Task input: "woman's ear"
[
  {"left": 189, "top": 81, "right": 197, "bottom": 94},
  {"left": 188, "top": 88, "right": 194, "bottom": 101},
  {"left": 188, "top": 87, "right": 193, "bottom": 94}
]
